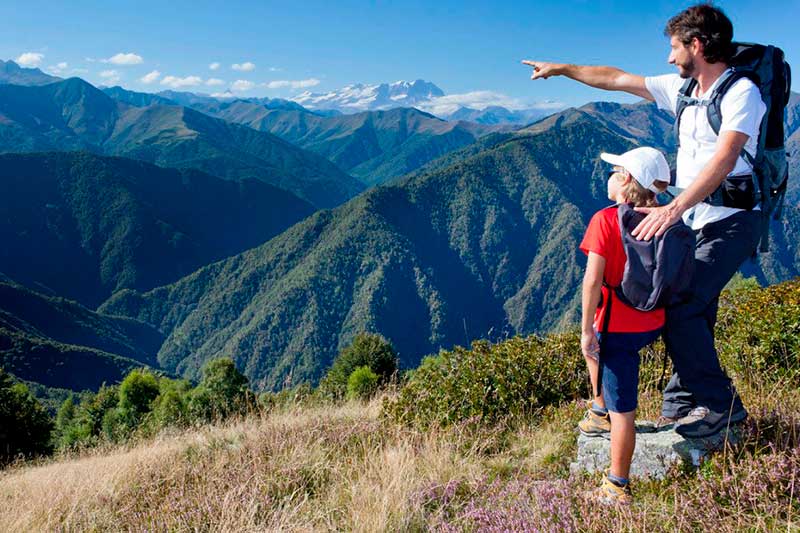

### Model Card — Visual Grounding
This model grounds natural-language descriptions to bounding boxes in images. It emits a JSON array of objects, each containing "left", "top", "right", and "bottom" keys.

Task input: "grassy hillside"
[
  {"left": 0, "top": 78, "right": 364, "bottom": 208},
  {"left": 99, "top": 112, "right": 634, "bottom": 389},
  {"left": 0, "top": 151, "right": 316, "bottom": 308},
  {"left": 1, "top": 280, "right": 797, "bottom": 531},
  {"left": 0, "top": 276, "right": 163, "bottom": 391}
]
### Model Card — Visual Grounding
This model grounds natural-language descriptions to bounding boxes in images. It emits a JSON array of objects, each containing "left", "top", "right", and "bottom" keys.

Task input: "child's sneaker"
[
  {"left": 578, "top": 407, "right": 611, "bottom": 436},
  {"left": 586, "top": 473, "right": 632, "bottom": 506}
]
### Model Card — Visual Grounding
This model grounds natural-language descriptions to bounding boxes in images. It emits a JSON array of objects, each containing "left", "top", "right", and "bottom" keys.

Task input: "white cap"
[{"left": 600, "top": 147, "right": 670, "bottom": 193}]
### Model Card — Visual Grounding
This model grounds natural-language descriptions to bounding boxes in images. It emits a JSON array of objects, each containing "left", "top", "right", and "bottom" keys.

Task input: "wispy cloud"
[
  {"left": 231, "top": 61, "right": 255, "bottom": 72},
  {"left": 99, "top": 69, "right": 121, "bottom": 85},
  {"left": 211, "top": 90, "right": 236, "bottom": 99},
  {"left": 161, "top": 75, "right": 203, "bottom": 88},
  {"left": 269, "top": 67, "right": 282, "bottom": 72},
  {"left": 47, "top": 62, "right": 69, "bottom": 75},
  {"left": 140, "top": 70, "right": 161, "bottom": 84},
  {"left": 209, "top": 62, "right": 220, "bottom": 71},
  {"left": 231, "top": 79, "right": 255, "bottom": 92},
  {"left": 265, "top": 78, "right": 320, "bottom": 90},
  {"left": 104, "top": 53, "right": 144, "bottom": 65},
  {"left": 16, "top": 52, "right": 44, "bottom": 67},
  {"left": 206, "top": 78, "right": 224, "bottom": 86},
  {"left": 417, "top": 90, "right": 565, "bottom": 116}
]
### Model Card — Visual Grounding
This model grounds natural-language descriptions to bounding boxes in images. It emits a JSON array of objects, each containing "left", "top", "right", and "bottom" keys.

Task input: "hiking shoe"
[
  {"left": 585, "top": 474, "right": 632, "bottom": 506},
  {"left": 578, "top": 408, "right": 611, "bottom": 436},
  {"left": 655, "top": 415, "right": 678, "bottom": 430},
  {"left": 675, "top": 406, "right": 748, "bottom": 438},
  {"left": 655, "top": 406, "right": 697, "bottom": 430}
]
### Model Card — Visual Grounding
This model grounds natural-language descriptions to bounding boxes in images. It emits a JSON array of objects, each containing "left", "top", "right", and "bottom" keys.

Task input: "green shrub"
[
  {"left": 716, "top": 279, "right": 800, "bottom": 383},
  {"left": 149, "top": 378, "right": 192, "bottom": 431},
  {"left": 259, "top": 382, "right": 316, "bottom": 412},
  {"left": 0, "top": 368, "right": 53, "bottom": 463},
  {"left": 346, "top": 366, "right": 379, "bottom": 401},
  {"left": 319, "top": 333, "right": 398, "bottom": 399},
  {"left": 189, "top": 358, "right": 250, "bottom": 422},
  {"left": 383, "top": 333, "right": 585, "bottom": 429}
]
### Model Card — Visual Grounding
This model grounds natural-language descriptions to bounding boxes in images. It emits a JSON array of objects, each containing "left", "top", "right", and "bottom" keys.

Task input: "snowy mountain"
[{"left": 292, "top": 79, "right": 444, "bottom": 112}]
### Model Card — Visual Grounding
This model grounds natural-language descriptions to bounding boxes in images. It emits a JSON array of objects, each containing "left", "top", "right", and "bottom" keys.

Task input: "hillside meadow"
[{"left": 0, "top": 279, "right": 798, "bottom": 531}]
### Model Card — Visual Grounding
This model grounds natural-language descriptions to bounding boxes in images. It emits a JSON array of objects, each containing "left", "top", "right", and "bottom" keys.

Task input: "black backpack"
[
  {"left": 595, "top": 204, "right": 696, "bottom": 397},
  {"left": 674, "top": 42, "right": 792, "bottom": 252}
]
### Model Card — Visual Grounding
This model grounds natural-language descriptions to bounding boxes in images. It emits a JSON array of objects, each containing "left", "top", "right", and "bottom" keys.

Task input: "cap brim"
[{"left": 600, "top": 153, "right": 625, "bottom": 167}]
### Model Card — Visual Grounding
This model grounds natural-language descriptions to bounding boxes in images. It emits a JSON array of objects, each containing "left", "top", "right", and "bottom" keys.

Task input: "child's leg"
[
  {"left": 583, "top": 353, "right": 606, "bottom": 409},
  {"left": 608, "top": 410, "right": 636, "bottom": 479}
]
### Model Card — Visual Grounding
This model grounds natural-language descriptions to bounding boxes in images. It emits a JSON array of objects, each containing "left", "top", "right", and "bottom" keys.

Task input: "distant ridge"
[{"left": 0, "top": 60, "right": 60, "bottom": 86}]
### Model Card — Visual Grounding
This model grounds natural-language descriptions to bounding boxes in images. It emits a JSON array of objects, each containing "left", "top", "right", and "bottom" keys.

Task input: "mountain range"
[
  {"left": 0, "top": 77, "right": 363, "bottom": 208},
  {"left": 0, "top": 60, "right": 60, "bottom": 86},
  {"left": 0, "top": 151, "right": 315, "bottom": 308}
]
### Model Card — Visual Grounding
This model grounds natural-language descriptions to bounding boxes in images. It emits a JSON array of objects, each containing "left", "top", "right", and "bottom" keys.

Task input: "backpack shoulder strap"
[
  {"left": 673, "top": 78, "right": 697, "bottom": 149},
  {"left": 705, "top": 68, "right": 752, "bottom": 137}
]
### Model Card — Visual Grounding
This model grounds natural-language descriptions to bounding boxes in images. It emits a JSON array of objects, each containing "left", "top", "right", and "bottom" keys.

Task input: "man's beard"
[{"left": 676, "top": 58, "right": 696, "bottom": 79}]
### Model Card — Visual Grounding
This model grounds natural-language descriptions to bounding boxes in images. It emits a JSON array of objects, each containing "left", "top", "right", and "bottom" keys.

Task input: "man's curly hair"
[{"left": 665, "top": 3, "right": 735, "bottom": 64}]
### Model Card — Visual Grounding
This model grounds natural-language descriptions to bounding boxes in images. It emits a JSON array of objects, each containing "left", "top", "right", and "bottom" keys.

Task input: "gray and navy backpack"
[
  {"left": 674, "top": 42, "right": 792, "bottom": 252},
  {"left": 595, "top": 203, "right": 696, "bottom": 396}
]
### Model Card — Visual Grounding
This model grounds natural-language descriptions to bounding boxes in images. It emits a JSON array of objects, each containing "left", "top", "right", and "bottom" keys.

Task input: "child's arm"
[{"left": 581, "top": 252, "right": 605, "bottom": 359}]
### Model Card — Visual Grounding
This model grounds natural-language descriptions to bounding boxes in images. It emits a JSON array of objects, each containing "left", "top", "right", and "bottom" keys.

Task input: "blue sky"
[{"left": 2, "top": 0, "right": 798, "bottom": 109}]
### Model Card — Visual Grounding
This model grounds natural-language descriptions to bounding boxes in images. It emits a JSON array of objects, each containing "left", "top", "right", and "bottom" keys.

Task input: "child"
[{"left": 578, "top": 147, "right": 670, "bottom": 505}]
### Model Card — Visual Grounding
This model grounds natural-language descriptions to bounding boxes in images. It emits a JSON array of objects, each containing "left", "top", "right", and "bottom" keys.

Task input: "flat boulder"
[{"left": 570, "top": 422, "right": 741, "bottom": 479}]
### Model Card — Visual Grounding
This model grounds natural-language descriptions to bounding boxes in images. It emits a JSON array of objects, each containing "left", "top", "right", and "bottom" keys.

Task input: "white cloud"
[
  {"left": 209, "top": 62, "right": 220, "bottom": 71},
  {"left": 211, "top": 90, "right": 236, "bottom": 99},
  {"left": 231, "top": 79, "right": 255, "bottom": 92},
  {"left": 269, "top": 67, "right": 282, "bottom": 72},
  {"left": 16, "top": 52, "right": 44, "bottom": 67},
  {"left": 140, "top": 70, "right": 161, "bottom": 84},
  {"left": 99, "top": 69, "right": 121, "bottom": 85},
  {"left": 415, "top": 90, "right": 561, "bottom": 116},
  {"left": 47, "top": 62, "right": 69, "bottom": 75},
  {"left": 71, "top": 68, "right": 89, "bottom": 74},
  {"left": 105, "top": 52, "right": 144, "bottom": 65},
  {"left": 264, "top": 78, "right": 321, "bottom": 90},
  {"left": 231, "top": 61, "right": 255, "bottom": 72},
  {"left": 160, "top": 75, "right": 203, "bottom": 88},
  {"left": 206, "top": 78, "right": 224, "bottom": 86}
]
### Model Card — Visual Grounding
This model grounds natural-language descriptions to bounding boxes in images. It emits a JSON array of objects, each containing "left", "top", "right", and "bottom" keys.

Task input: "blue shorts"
[{"left": 599, "top": 329, "right": 661, "bottom": 413}]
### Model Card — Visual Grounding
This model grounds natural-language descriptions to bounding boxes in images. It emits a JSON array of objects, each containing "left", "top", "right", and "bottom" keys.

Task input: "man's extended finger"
[{"left": 521, "top": 60, "right": 538, "bottom": 67}]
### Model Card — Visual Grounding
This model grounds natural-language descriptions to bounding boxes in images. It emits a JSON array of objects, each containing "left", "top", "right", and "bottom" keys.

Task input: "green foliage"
[
  {"left": 104, "top": 368, "right": 162, "bottom": 439},
  {"left": 383, "top": 333, "right": 585, "bottom": 429},
  {"left": 319, "top": 333, "right": 398, "bottom": 400},
  {"left": 346, "top": 366, "right": 379, "bottom": 401},
  {"left": 189, "top": 358, "right": 250, "bottom": 422},
  {"left": 0, "top": 368, "right": 53, "bottom": 463},
  {"left": 716, "top": 279, "right": 800, "bottom": 382},
  {"left": 149, "top": 379, "right": 192, "bottom": 430},
  {"left": 258, "top": 383, "right": 317, "bottom": 412}
]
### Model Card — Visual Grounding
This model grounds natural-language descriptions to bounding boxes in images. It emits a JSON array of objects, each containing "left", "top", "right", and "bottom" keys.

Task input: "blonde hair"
[{"left": 619, "top": 173, "right": 669, "bottom": 207}]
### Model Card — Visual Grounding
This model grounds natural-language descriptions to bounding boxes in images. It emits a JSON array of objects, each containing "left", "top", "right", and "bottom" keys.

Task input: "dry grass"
[
  {"left": 0, "top": 397, "right": 505, "bottom": 532},
  {"left": 1, "top": 373, "right": 797, "bottom": 532}
]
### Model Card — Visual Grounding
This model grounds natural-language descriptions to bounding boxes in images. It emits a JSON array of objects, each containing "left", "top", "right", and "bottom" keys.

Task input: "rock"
[{"left": 570, "top": 422, "right": 741, "bottom": 479}]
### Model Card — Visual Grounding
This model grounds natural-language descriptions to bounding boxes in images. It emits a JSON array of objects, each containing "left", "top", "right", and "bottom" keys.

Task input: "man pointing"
[{"left": 525, "top": 3, "right": 765, "bottom": 438}]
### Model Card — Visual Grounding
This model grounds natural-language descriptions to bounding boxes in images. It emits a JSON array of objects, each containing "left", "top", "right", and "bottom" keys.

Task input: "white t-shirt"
[{"left": 645, "top": 71, "right": 766, "bottom": 229}]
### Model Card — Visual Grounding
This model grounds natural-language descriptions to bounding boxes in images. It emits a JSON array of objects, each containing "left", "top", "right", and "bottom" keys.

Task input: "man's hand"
[
  {"left": 522, "top": 60, "right": 562, "bottom": 80},
  {"left": 632, "top": 203, "right": 686, "bottom": 241},
  {"left": 581, "top": 330, "right": 600, "bottom": 360}
]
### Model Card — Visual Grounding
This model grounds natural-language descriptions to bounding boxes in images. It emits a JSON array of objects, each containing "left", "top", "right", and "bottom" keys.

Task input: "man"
[{"left": 523, "top": 4, "right": 766, "bottom": 438}]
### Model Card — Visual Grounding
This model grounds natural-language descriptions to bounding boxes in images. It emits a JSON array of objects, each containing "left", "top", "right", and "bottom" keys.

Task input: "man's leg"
[{"left": 661, "top": 211, "right": 760, "bottom": 420}]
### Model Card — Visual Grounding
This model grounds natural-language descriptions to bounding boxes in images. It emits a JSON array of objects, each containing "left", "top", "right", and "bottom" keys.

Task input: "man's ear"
[{"left": 690, "top": 36, "right": 704, "bottom": 57}]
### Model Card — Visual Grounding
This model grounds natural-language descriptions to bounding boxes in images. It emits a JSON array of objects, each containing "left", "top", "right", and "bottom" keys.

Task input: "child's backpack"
[
  {"left": 595, "top": 204, "right": 696, "bottom": 397},
  {"left": 674, "top": 42, "right": 792, "bottom": 252}
]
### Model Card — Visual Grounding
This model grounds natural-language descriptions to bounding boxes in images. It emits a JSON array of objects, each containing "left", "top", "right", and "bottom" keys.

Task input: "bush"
[
  {"left": 346, "top": 366, "right": 379, "bottom": 400},
  {"left": 716, "top": 279, "right": 800, "bottom": 382},
  {"left": 0, "top": 368, "right": 53, "bottom": 464},
  {"left": 383, "top": 333, "right": 586, "bottom": 429},
  {"left": 189, "top": 358, "right": 250, "bottom": 422},
  {"left": 149, "top": 379, "right": 192, "bottom": 431},
  {"left": 319, "top": 333, "right": 398, "bottom": 399}
]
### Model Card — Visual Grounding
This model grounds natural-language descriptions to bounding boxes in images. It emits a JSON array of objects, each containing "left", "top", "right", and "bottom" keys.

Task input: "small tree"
[
  {"left": 319, "top": 333, "right": 398, "bottom": 399},
  {"left": 346, "top": 365, "right": 379, "bottom": 401},
  {"left": 0, "top": 368, "right": 53, "bottom": 464},
  {"left": 189, "top": 358, "right": 249, "bottom": 422}
]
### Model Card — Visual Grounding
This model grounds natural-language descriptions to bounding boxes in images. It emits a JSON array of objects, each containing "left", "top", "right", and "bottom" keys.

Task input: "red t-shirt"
[{"left": 580, "top": 206, "right": 665, "bottom": 333}]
